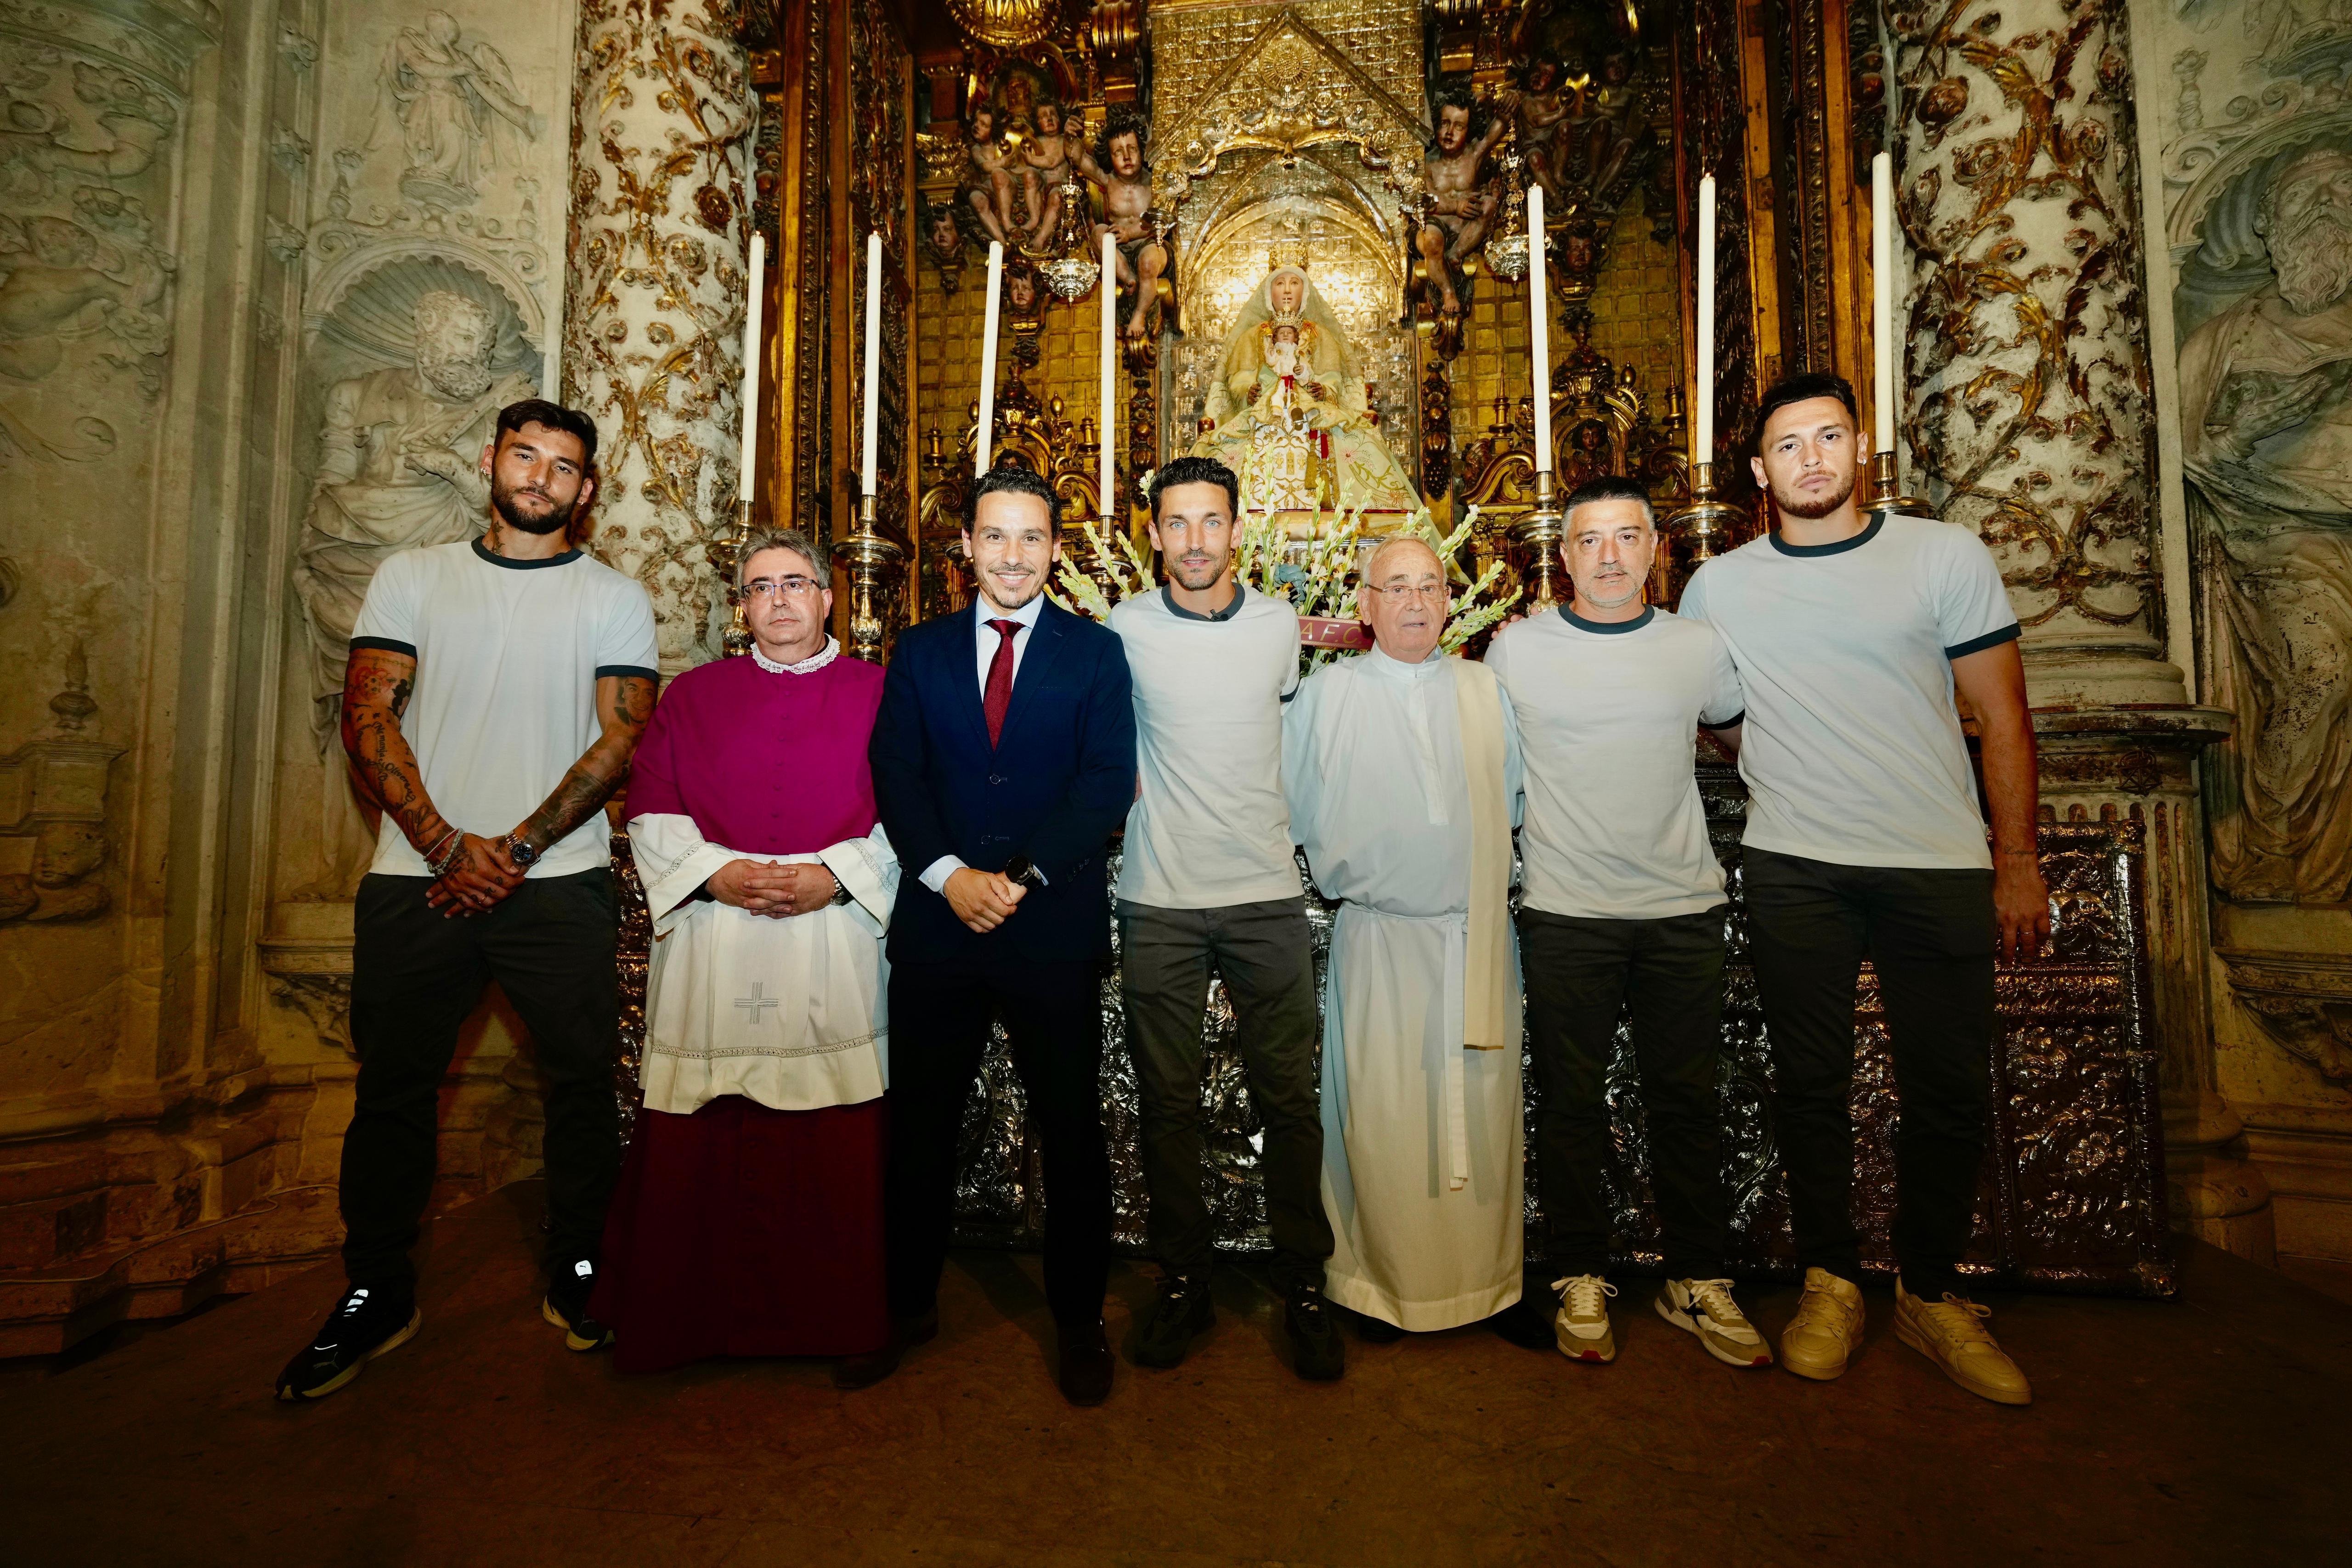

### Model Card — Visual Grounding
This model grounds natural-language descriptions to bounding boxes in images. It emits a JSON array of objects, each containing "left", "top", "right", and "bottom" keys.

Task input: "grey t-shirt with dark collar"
[
  {"left": 1108, "top": 583, "right": 1305, "bottom": 909},
  {"left": 1677, "top": 513, "right": 2019, "bottom": 870},
  {"left": 1488, "top": 604, "right": 1744, "bottom": 920}
]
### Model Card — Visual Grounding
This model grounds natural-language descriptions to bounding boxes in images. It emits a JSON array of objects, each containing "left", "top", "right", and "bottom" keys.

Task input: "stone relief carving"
[
  {"left": 564, "top": 0, "right": 754, "bottom": 671},
  {"left": 2182, "top": 147, "right": 2352, "bottom": 903},
  {"left": 2217, "top": 951, "right": 2352, "bottom": 1088},
  {"left": 0, "top": 34, "right": 182, "bottom": 462},
  {"left": 369, "top": 11, "right": 540, "bottom": 211},
  {"left": 2164, "top": 19, "right": 2352, "bottom": 904},
  {"left": 1891, "top": 0, "right": 2158, "bottom": 646},
  {"left": 0, "top": 586, "right": 120, "bottom": 926}
]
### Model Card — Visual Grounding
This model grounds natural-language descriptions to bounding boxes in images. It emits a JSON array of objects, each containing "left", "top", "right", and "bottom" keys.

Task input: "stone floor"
[{"left": 0, "top": 1181, "right": 2342, "bottom": 1565}]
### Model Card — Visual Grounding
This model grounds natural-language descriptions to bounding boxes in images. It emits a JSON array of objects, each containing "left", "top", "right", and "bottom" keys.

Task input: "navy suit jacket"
[{"left": 869, "top": 597, "right": 1137, "bottom": 964}]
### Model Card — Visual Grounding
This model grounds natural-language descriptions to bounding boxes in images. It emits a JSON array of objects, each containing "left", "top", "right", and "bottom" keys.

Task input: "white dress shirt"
[{"left": 921, "top": 593, "right": 1049, "bottom": 895}]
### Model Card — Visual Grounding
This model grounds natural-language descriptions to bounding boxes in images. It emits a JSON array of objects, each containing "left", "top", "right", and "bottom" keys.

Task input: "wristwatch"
[
  {"left": 828, "top": 872, "right": 854, "bottom": 906},
  {"left": 1002, "top": 854, "right": 1046, "bottom": 893},
  {"left": 503, "top": 833, "right": 543, "bottom": 870}
]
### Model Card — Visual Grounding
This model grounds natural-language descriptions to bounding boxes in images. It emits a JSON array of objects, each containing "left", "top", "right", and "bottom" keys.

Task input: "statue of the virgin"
[{"left": 1190, "top": 263, "right": 1421, "bottom": 517}]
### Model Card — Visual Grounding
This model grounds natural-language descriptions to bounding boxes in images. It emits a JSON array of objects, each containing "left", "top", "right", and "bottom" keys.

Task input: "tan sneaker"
[
  {"left": 1894, "top": 1281, "right": 2032, "bottom": 1406},
  {"left": 1550, "top": 1274, "right": 1617, "bottom": 1363},
  {"left": 1781, "top": 1267, "right": 1865, "bottom": 1381},
  {"left": 1656, "top": 1278, "right": 1774, "bottom": 1367}
]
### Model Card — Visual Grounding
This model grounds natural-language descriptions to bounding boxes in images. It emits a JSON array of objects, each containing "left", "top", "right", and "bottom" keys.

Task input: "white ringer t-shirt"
[
  {"left": 1676, "top": 513, "right": 2019, "bottom": 871},
  {"left": 1109, "top": 584, "right": 1305, "bottom": 909},
  {"left": 1487, "top": 605, "right": 1745, "bottom": 920},
  {"left": 351, "top": 538, "right": 660, "bottom": 879}
]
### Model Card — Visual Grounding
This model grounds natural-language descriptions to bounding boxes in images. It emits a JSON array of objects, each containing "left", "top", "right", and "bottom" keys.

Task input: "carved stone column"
[
  {"left": 565, "top": 0, "right": 757, "bottom": 672},
  {"left": 1892, "top": 0, "right": 2262, "bottom": 1255}
]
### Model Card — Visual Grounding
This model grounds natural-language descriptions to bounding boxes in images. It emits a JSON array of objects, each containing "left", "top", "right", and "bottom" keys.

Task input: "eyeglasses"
[
  {"left": 743, "top": 576, "right": 823, "bottom": 601},
  {"left": 1363, "top": 582, "right": 1447, "bottom": 604}
]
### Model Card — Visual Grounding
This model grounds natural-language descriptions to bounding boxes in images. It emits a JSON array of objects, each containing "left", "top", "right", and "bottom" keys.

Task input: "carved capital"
[{"left": 2218, "top": 951, "right": 2352, "bottom": 1088}]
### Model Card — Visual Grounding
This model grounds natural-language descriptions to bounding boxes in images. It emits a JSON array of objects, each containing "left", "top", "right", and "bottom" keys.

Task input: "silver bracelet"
[{"left": 423, "top": 827, "right": 464, "bottom": 876}]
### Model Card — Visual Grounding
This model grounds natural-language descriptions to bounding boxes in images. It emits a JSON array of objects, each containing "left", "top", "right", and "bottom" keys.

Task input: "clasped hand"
[
  {"left": 426, "top": 832, "right": 525, "bottom": 918},
  {"left": 944, "top": 866, "right": 1026, "bottom": 933},
  {"left": 708, "top": 858, "right": 842, "bottom": 918}
]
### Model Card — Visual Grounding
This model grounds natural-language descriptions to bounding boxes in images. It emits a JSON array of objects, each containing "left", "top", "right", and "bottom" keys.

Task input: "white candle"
[
  {"left": 1872, "top": 151, "right": 1896, "bottom": 454},
  {"left": 975, "top": 240, "right": 1003, "bottom": 475},
  {"left": 1528, "top": 183, "right": 1551, "bottom": 474},
  {"left": 1695, "top": 175, "right": 1716, "bottom": 468},
  {"left": 861, "top": 231, "right": 882, "bottom": 496},
  {"left": 740, "top": 231, "right": 765, "bottom": 502},
  {"left": 1100, "top": 230, "right": 1116, "bottom": 516}
]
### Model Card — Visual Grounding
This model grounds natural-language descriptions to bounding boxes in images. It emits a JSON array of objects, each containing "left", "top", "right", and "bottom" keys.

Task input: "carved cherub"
[
  {"left": 1091, "top": 107, "right": 1168, "bottom": 339},
  {"left": 1415, "top": 87, "right": 1510, "bottom": 318},
  {"left": 1018, "top": 101, "right": 1098, "bottom": 248},
  {"left": 957, "top": 103, "right": 1018, "bottom": 248}
]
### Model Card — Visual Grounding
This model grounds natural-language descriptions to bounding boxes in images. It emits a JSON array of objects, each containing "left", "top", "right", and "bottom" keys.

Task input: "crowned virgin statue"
[{"left": 1191, "top": 261, "right": 1421, "bottom": 518}]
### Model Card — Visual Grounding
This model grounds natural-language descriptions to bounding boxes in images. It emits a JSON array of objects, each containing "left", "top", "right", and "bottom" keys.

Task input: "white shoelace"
[
  {"left": 1920, "top": 1292, "right": 1999, "bottom": 1346},
  {"left": 1552, "top": 1275, "right": 1617, "bottom": 1320},
  {"left": 1688, "top": 1278, "right": 1750, "bottom": 1327}
]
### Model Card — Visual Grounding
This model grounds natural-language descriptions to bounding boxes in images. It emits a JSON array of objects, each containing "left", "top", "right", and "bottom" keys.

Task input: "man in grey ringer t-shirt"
[
  {"left": 1108, "top": 455, "right": 1342, "bottom": 1382},
  {"left": 1488, "top": 476, "right": 1769, "bottom": 1374},
  {"left": 1679, "top": 371, "right": 2049, "bottom": 1406}
]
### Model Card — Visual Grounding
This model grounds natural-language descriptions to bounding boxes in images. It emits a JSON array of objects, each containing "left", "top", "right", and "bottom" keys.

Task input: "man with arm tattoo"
[{"left": 277, "top": 399, "right": 661, "bottom": 1401}]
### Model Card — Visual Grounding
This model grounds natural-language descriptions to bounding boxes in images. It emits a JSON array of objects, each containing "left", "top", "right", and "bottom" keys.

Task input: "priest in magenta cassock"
[
  {"left": 590, "top": 528, "right": 899, "bottom": 1381},
  {"left": 1283, "top": 535, "right": 1540, "bottom": 1343}
]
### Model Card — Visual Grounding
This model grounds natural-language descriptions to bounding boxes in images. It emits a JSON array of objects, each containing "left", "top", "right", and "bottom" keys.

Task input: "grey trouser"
[{"left": 1117, "top": 897, "right": 1333, "bottom": 1292}]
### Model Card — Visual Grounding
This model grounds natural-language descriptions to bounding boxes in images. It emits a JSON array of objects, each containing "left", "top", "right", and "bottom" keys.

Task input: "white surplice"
[
  {"left": 1284, "top": 644, "right": 1527, "bottom": 1331},
  {"left": 628, "top": 813, "right": 898, "bottom": 1117}
]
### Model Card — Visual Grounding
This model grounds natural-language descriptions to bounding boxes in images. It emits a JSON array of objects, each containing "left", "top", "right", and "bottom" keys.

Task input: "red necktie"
[{"left": 984, "top": 618, "right": 1020, "bottom": 747}]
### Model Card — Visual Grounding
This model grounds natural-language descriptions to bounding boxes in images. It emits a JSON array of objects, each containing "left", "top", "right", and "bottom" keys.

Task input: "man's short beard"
[
  {"left": 980, "top": 572, "right": 1044, "bottom": 611},
  {"left": 2273, "top": 207, "right": 2352, "bottom": 314},
  {"left": 1770, "top": 469, "right": 1857, "bottom": 520},
  {"left": 1165, "top": 553, "right": 1227, "bottom": 591},
  {"left": 492, "top": 477, "right": 576, "bottom": 536},
  {"left": 1577, "top": 574, "right": 1643, "bottom": 609},
  {"left": 418, "top": 354, "right": 495, "bottom": 401}
]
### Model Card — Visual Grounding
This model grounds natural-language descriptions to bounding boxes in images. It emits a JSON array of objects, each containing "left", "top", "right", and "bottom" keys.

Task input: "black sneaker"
[
  {"left": 274, "top": 1284, "right": 420, "bottom": 1401},
  {"left": 1487, "top": 1296, "right": 1557, "bottom": 1352},
  {"left": 1284, "top": 1285, "right": 1345, "bottom": 1381},
  {"left": 543, "top": 1258, "right": 615, "bottom": 1352},
  {"left": 1351, "top": 1307, "right": 1406, "bottom": 1344},
  {"left": 1132, "top": 1272, "right": 1215, "bottom": 1369}
]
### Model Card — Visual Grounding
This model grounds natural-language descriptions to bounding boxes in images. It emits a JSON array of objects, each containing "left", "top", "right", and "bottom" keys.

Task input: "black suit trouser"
[{"left": 884, "top": 956, "right": 1114, "bottom": 1330}]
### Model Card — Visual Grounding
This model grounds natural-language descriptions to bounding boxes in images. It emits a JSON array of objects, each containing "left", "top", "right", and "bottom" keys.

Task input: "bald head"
[{"left": 1359, "top": 534, "right": 1448, "bottom": 665}]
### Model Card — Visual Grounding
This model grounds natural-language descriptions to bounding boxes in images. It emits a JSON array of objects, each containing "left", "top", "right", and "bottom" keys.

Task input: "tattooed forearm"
[
  {"left": 340, "top": 648, "right": 451, "bottom": 853},
  {"left": 511, "top": 674, "right": 656, "bottom": 854}
]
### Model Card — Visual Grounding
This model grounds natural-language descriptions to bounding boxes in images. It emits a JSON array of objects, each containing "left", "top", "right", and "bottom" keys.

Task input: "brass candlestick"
[
  {"left": 1862, "top": 448, "right": 1934, "bottom": 523},
  {"left": 1662, "top": 460, "right": 1740, "bottom": 606},
  {"left": 715, "top": 498, "right": 754, "bottom": 657},
  {"left": 1511, "top": 468, "right": 1566, "bottom": 612},
  {"left": 839, "top": 491, "right": 904, "bottom": 664}
]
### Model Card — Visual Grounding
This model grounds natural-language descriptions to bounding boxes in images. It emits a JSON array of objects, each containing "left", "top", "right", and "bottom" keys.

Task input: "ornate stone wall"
[
  {"left": 563, "top": 0, "right": 753, "bottom": 673},
  {"left": 2138, "top": 0, "right": 2352, "bottom": 1269}
]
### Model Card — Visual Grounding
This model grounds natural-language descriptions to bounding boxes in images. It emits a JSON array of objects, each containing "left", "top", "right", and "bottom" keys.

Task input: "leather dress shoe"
[
  {"left": 1057, "top": 1319, "right": 1115, "bottom": 1406},
  {"left": 832, "top": 1307, "right": 939, "bottom": 1391}
]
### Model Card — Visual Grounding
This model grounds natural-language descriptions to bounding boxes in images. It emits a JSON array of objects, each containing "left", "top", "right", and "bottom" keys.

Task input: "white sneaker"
[
  {"left": 1551, "top": 1274, "right": 1617, "bottom": 1363},
  {"left": 1656, "top": 1277, "right": 1774, "bottom": 1368}
]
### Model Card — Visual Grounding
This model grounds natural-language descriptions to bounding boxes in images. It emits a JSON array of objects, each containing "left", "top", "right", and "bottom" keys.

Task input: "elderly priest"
[
  {"left": 1283, "top": 535, "right": 1545, "bottom": 1346},
  {"left": 590, "top": 527, "right": 899, "bottom": 1383}
]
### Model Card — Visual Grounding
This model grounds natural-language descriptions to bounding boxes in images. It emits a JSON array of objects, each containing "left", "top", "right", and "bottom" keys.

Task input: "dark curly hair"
[{"left": 1096, "top": 105, "right": 1151, "bottom": 172}]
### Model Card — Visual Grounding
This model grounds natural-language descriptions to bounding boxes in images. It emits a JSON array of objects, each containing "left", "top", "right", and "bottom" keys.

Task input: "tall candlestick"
[
  {"left": 740, "top": 231, "right": 765, "bottom": 502},
  {"left": 1100, "top": 230, "right": 1116, "bottom": 516},
  {"left": 975, "top": 240, "right": 1003, "bottom": 475},
  {"left": 1872, "top": 151, "right": 1896, "bottom": 453},
  {"left": 861, "top": 231, "right": 882, "bottom": 496},
  {"left": 1695, "top": 175, "right": 1715, "bottom": 467},
  {"left": 1529, "top": 183, "right": 1552, "bottom": 472}
]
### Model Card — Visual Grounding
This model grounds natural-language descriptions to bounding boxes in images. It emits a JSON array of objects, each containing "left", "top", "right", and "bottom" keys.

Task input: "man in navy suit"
[{"left": 854, "top": 465, "right": 1137, "bottom": 1405}]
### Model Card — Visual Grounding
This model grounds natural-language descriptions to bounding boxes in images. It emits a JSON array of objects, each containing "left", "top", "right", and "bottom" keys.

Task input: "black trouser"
[
  {"left": 1117, "top": 897, "right": 1332, "bottom": 1293},
  {"left": 342, "top": 869, "right": 622, "bottom": 1294},
  {"left": 1742, "top": 847, "right": 1996, "bottom": 1299},
  {"left": 1521, "top": 905, "right": 1730, "bottom": 1280},
  {"left": 885, "top": 958, "right": 1114, "bottom": 1330}
]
